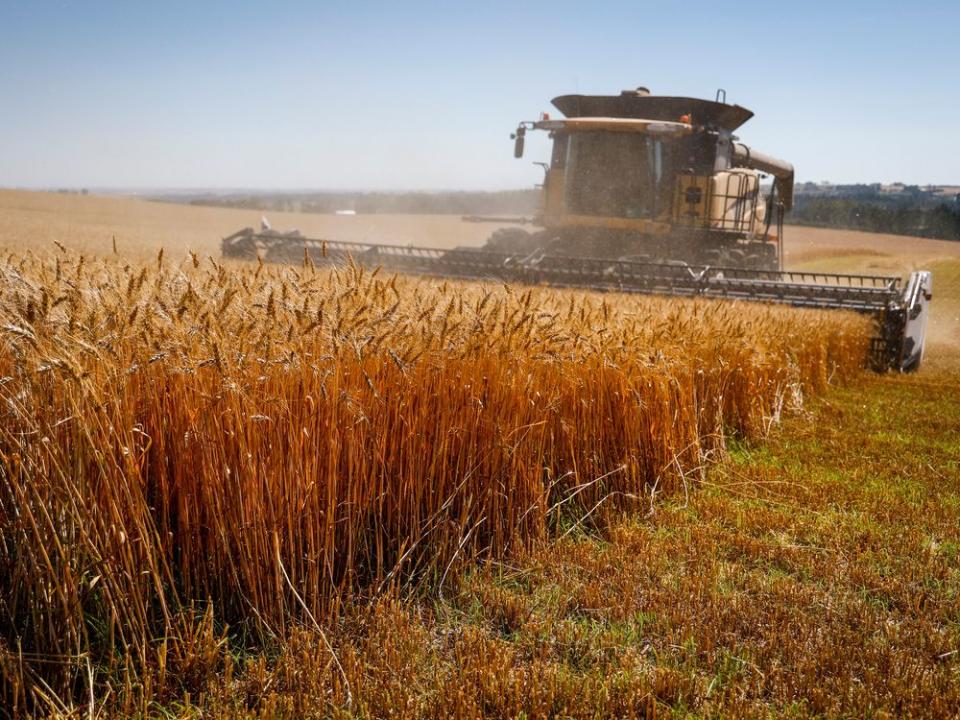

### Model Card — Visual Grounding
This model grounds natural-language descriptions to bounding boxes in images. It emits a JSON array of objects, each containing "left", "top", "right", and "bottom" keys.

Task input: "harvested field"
[
  {"left": 783, "top": 224, "right": 960, "bottom": 267},
  {"left": 0, "top": 246, "right": 869, "bottom": 711},
  {"left": 0, "top": 190, "right": 516, "bottom": 261}
]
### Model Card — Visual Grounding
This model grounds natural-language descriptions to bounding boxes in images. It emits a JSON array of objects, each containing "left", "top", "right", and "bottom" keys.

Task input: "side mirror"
[{"left": 512, "top": 127, "right": 526, "bottom": 158}]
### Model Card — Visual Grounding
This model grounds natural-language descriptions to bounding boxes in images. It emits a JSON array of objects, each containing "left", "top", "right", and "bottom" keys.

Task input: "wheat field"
[{"left": 0, "top": 241, "right": 871, "bottom": 710}]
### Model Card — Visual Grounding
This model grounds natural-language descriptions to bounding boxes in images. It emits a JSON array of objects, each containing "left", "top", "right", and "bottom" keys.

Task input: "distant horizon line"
[{"left": 2, "top": 182, "right": 959, "bottom": 197}]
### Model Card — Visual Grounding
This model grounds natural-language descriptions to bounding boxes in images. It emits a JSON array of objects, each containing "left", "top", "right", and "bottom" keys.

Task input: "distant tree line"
[
  {"left": 790, "top": 185, "right": 960, "bottom": 241},
  {"left": 178, "top": 190, "right": 540, "bottom": 217}
]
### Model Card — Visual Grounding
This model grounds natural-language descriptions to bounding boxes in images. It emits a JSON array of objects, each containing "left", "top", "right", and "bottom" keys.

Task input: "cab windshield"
[{"left": 564, "top": 132, "right": 670, "bottom": 219}]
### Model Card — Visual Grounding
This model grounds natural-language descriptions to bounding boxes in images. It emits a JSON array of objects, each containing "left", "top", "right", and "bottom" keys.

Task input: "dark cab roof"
[{"left": 552, "top": 94, "right": 754, "bottom": 131}]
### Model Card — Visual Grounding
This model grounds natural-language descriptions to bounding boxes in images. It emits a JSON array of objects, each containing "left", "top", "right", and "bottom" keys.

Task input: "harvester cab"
[
  {"left": 501, "top": 87, "right": 794, "bottom": 270},
  {"left": 221, "top": 86, "right": 933, "bottom": 373}
]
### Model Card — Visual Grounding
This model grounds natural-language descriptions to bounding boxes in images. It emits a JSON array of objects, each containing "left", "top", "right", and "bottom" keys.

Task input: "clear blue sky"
[{"left": 1, "top": 1, "right": 957, "bottom": 190}]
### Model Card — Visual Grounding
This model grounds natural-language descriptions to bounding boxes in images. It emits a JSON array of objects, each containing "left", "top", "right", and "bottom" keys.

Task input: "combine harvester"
[{"left": 223, "top": 86, "right": 932, "bottom": 372}]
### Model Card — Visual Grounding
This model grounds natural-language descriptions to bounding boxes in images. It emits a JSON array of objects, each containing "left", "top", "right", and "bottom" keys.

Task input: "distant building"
[
  {"left": 880, "top": 183, "right": 907, "bottom": 194},
  {"left": 932, "top": 186, "right": 960, "bottom": 200}
]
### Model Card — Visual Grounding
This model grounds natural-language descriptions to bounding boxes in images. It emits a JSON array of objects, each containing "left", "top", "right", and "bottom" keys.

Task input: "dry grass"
[{"left": 0, "top": 244, "right": 871, "bottom": 714}]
